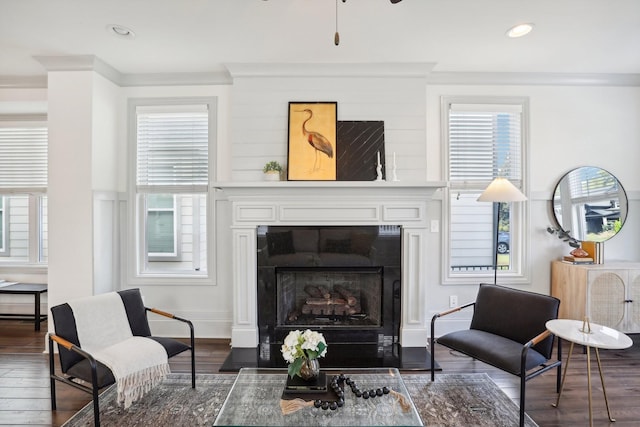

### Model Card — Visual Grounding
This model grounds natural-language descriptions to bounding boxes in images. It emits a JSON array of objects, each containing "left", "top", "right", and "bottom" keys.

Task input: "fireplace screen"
[{"left": 276, "top": 267, "right": 383, "bottom": 328}]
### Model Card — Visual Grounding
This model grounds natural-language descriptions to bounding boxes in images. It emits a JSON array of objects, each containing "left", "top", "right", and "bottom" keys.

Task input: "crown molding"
[
  {"left": 4, "top": 61, "right": 640, "bottom": 88},
  {"left": 31, "top": 55, "right": 231, "bottom": 87},
  {"left": 224, "top": 62, "right": 437, "bottom": 79},
  {"left": 32, "top": 54, "right": 122, "bottom": 85},
  {"left": 119, "top": 72, "right": 231, "bottom": 86},
  {"left": 428, "top": 72, "right": 640, "bottom": 86}
]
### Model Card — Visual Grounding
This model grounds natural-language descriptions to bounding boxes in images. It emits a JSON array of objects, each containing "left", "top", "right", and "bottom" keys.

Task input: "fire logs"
[
  {"left": 300, "top": 285, "right": 361, "bottom": 316},
  {"left": 303, "top": 285, "right": 331, "bottom": 299},
  {"left": 334, "top": 284, "right": 357, "bottom": 306}
]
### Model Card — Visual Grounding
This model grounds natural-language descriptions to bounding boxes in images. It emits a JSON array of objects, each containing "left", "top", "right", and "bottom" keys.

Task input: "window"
[
  {"left": 0, "top": 119, "right": 48, "bottom": 265},
  {"left": 131, "top": 100, "right": 215, "bottom": 277},
  {"left": 146, "top": 194, "right": 177, "bottom": 257},
  {"left": 443, "top": 97, "right": 528, "bottom": 284}
]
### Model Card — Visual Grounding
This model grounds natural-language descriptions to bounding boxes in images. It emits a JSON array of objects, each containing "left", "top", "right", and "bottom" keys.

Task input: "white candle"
[
  {"left": 377, "top": 151, "right": 381, "bottom": 165},
  {"left": 393, "top": 152, "right": 396, "bottom": 167}
]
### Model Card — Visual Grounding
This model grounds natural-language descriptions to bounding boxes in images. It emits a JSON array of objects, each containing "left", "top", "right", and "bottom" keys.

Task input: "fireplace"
[{"left": 217, "top": 182, "right": 445, "bottom": 371}]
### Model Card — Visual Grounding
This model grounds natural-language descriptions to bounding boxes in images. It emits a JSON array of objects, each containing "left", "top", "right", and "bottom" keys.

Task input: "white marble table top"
[{"left": 546, "top": 319, "right": 633, "bottom": 350}]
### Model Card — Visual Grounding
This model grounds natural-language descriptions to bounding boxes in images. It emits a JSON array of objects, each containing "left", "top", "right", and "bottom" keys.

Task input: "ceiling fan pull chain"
[{"left": 335, "top": 0, "right": 340, "bottom": 46}]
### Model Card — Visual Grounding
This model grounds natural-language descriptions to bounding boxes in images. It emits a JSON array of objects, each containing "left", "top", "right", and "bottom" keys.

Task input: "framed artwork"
[
  {"left": 336, "top": 121, "right": 385, "bottom": 181},
  {"left": 287, "top": 102, "right": 337, "bottom": 181}
]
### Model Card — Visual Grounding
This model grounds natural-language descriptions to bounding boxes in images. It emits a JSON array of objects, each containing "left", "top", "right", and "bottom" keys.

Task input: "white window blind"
[
  {"left": 136, "top": 105, "right": 209, "bottom": 190},
  {"left": 0, "top": 124, "right": 48, "bottom": 190},
  {"left": 449, "top": 104, "right": 522, "bottom": 190}
]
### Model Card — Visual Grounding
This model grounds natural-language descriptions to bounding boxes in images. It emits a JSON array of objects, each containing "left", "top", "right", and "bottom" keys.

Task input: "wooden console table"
[
  {"left": 0, "top": 283, "right": 48, "bottom": 331},
  {"left": 550, "top": 260, "right": 640, "bottom": 333}
]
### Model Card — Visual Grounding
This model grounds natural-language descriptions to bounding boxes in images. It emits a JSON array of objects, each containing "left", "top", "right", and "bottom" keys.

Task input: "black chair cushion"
[
  {"left": 469, "top": 283, "right": 560, "bottom": 359},
  {"left": 66, "top": 359, "right": 116, "bottom": 388},
  {"left": 62, "top": 338, "right": 188, "bottom": 386},
  {"left": 149, "top": 337, "right": 191, "bottom": 358},
  {"left": 438, "top": 329, "right": 549, "bottom": 376}
]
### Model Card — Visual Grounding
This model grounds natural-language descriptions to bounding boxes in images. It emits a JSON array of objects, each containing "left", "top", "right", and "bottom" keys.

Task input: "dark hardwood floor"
[{"left": 1, "top": 319, "right": 639, "bottom": 426}]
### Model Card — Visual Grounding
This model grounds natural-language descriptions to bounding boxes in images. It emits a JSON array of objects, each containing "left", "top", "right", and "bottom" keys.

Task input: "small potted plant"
[{"left": 263, "top": 161, "right": 283, "bottom": 181}]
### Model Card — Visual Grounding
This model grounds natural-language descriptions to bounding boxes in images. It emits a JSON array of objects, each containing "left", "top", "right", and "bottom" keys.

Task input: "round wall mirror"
[{"left": 552, "top": 166, "right": 628, "bottom": 242}]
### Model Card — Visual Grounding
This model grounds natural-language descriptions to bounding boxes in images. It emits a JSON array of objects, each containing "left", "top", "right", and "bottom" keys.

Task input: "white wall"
[
  {"left": 229, "top": 69, "right": 429, "bottom": 182},
  {"left": 47, "top": 70, "right": 96, "bottom": 312},
  {"left": 1, "top": 68, "right": 639, "bottom": 343},
  {"left": 224, "top": 72, "right": 640, "bottom": 336},
  {"left": 426, "top": 83, "right": 640, "bottom": 334}
]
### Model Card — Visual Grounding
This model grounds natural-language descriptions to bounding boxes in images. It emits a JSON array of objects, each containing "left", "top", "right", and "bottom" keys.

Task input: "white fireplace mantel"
[{"left": 215, "top": 181, "right": 447, "bottom": 348}]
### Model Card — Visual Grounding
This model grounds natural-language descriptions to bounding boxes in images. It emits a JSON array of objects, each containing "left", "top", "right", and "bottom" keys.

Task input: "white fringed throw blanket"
[{"left": 69, "top": 292, "right": 170, "bottom": 409}]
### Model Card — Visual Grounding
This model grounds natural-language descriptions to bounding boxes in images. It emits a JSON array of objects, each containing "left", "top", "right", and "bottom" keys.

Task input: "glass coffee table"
[{"left": 214, "top": 368, "right": 423, "bottom": 426}]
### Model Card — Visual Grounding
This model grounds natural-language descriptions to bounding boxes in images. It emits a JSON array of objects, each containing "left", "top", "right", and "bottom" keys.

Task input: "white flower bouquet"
[{"left": 281, "top": 329, "right": 328, "bottom": 379}]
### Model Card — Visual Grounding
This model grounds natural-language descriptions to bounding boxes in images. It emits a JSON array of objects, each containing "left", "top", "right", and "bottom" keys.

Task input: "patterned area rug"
[
  {"left": 403, "top": 374, "right": 538, "bottom": 427},
  {"left": 63, "top": 373, "right": 537, "bottom": 426}
]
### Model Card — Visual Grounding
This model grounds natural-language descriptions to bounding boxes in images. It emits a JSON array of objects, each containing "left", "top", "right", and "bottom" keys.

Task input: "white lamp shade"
[{"left": 477, "top": 177, "right": 527, "bottom": 202}]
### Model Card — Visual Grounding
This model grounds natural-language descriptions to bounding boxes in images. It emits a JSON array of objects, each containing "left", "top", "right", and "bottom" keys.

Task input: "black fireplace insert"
[{"left": 256, "top": 225, "right": 402, "bottom": 366}]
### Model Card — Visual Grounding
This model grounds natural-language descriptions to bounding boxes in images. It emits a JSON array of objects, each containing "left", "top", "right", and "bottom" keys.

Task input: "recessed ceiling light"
[
  {"left": 506, "top": 23, "right": 534, "bottom": 38},
  {"left": 106, "top": 24, "right": 136, "bottom": 39}
]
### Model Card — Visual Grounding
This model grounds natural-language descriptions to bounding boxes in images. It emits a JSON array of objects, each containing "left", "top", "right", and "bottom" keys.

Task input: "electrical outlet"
[
  {"left": 430, "top": 219, "right": 439, "bottom": 233},
  {"left": 449, "top": 295, "right": 458, "bottom": 308}
]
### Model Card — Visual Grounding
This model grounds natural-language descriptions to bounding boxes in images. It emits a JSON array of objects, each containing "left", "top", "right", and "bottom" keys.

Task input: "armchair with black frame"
[
  {"left": 48, "top": 288, "right": 195, "bottom": 427},
  {"left": 430, "top": 283, "right": 562, "bottom": 427}
]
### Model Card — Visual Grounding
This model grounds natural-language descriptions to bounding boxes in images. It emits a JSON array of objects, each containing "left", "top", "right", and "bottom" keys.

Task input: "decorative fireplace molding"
[{"left": 215, "top": 181, "right": 446, "bottom": 348}]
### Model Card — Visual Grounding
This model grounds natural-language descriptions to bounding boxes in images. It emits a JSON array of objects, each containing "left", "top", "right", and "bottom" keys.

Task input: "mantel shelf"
[{"left": 214, "top": 181, "right": 448, "bottom": 190}]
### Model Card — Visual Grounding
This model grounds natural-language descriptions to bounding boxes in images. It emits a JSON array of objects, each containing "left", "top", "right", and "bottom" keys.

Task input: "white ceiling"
[{"left": 0, "top": 0, "right": 639, "bottom": 80}]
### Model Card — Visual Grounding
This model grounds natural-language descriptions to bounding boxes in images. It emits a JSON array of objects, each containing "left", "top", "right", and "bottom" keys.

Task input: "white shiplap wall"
[{"left": 228, "top": 70, "right": 431, "bottom": 182}]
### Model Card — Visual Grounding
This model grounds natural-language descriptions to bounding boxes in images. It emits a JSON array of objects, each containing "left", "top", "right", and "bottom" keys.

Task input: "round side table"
[{"left": 546, "top": 318, "right": 632, "bottom": 427}]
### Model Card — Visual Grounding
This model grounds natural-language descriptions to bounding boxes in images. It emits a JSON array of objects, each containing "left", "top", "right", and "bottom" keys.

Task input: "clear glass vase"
[{"left": 298, "top": 358, "right": 320, "bottom": 380}]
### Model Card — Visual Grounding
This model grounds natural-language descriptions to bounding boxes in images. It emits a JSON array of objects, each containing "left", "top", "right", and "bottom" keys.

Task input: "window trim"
[
  {"left": 0, "top": 196, "right": 7, "bottom": 256},
  {"left": 441, "top": 96, "right": 530, "bottom": 285},
  {"left": 0, "top": 116, "right": 48, "bottom": 268},
  {"left": 127, "top": 97, "right": 217, "bottom": 285}
]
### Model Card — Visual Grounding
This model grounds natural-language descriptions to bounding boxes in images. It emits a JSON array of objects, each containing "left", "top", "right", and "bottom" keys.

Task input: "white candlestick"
[
  {"left": 392, "top": 151, "right": 399, "bottom": 182},
  {"left": 375, "top": 151, "right": 383, "bottom": 181}
]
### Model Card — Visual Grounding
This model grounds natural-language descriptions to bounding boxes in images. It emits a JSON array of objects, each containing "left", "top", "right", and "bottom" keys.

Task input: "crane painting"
[{"left": 287, "top": 102, "right": 337, "bottom": 181}]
